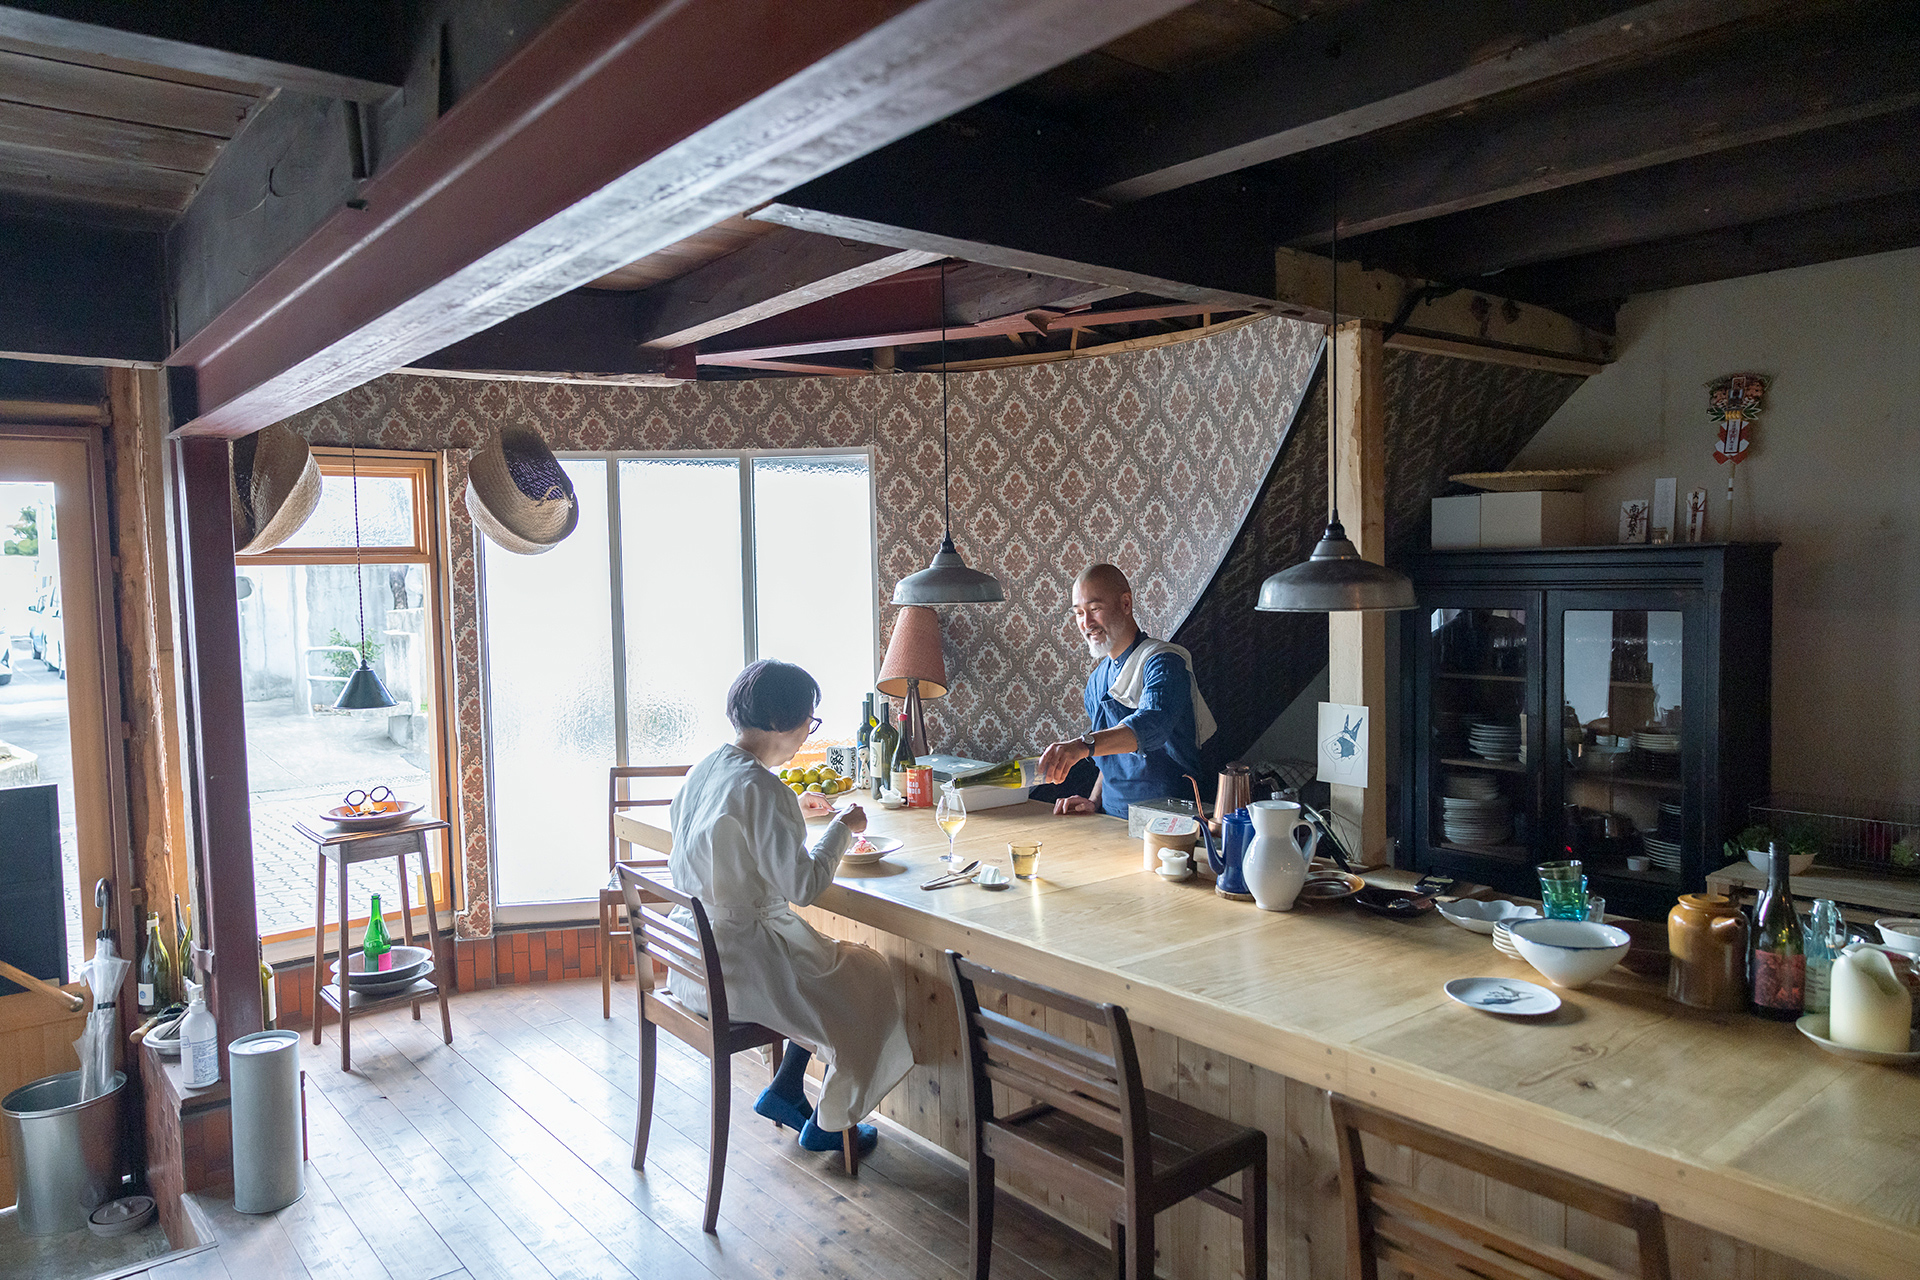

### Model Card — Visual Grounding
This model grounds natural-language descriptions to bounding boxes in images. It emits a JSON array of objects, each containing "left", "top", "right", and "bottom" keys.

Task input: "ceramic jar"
[
  {"left": 1243, "top": 800, "right": 1320, "bottom": 912},
  {"left": 1668, "top": 893, "right": 1749, "bottom": 1011}
]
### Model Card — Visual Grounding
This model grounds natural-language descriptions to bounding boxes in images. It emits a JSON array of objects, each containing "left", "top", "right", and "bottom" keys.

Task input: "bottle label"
[
  {"left": 1753, "top": 951, "right": 1806, "bottom": 1011},
  {"left": 187, "top": 1034, "right": 219, "bottom": 1087},
  {"left": 1805, "top": 956, "right": 1832, "bottom": 1016},
  {"left": 138, "top": 982, "right": 155, "bottom": 1008}
]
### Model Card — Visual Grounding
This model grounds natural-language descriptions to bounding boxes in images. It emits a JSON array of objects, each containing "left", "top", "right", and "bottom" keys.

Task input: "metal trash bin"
[{"left": 2, "top": 1070, "right": 126, "bottom": 1235}]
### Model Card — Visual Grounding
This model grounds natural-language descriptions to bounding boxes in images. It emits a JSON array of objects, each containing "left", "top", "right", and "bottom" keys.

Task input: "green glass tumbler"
[{"left": 1537, "top": 860, "right": 1588, "bottom": 920}]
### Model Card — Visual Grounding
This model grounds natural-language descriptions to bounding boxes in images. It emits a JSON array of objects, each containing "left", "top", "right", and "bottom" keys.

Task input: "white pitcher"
[{"left": 1244, "top": 800, "right": 1319, "bottom": 912}]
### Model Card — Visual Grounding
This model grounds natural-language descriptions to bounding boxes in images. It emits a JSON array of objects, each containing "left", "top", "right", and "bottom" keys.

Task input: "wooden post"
[
  {"left": 1328, "top": 319, "right": 1389, "bottom": 866},
  {"left": 172, "top": 436, "right": 264, "bottom": 1058}
]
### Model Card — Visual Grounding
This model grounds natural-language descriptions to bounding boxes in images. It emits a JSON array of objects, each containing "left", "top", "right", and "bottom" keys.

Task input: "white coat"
[{"left": 667, "top": 743, "right": 915, "bottom": 1131}]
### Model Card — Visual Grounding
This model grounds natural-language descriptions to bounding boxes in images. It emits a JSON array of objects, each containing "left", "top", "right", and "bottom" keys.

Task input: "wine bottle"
[
  {"left": 1750, "top": 841, "right": 1805, "bottom": 1020},
  {"left": 174, "top": 893, "right": 191, "bottom": 998},
  {"left": 138, "top": 911, "right": 168, "bottom": 1014},
  {"left": 952, "top": 757, "right": 1042, "bottom": 789},
  {"left": 870, "top": 701, "right": 899, "bottom": 799},
  {"left": 363, "top": 893, "right": 393, "bottom": 972},
  {"left": 891, "top": 725, "right": 918, "bottom": 798},
  {"left": 855, "top": 694, "right": 873, "bottom": 788}
]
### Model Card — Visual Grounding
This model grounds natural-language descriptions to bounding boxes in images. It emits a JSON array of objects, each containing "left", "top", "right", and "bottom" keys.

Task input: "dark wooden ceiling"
[{"left": 2, "top": 0, "right": 1917, "bottom": 418}]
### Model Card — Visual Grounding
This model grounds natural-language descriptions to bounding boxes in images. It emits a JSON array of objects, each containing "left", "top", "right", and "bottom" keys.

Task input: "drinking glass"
[
  {"left": 1537, "top": 860, "right": 1588, "bottom": 920},
  {"left": 935, "top": 784, "right": 966, "bottom": 863},
  {"left": 1009, "top": 842, "right": 1041, "bottom": 880},
  {"left": 1584, "top": 895, "right": 1607, "bottom": 922}
]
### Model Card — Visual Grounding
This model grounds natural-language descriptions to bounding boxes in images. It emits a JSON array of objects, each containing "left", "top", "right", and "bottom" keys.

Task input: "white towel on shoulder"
[{"left": 1106, "top": 639, "right": 1217, "bottom": 746}]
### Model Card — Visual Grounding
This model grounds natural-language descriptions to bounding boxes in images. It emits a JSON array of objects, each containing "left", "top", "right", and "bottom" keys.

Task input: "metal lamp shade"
[
  {"left": 876, "top": 606, "right": 949, "bottom": 698},
  {"left": 1255, "top": 520, "right": 1418, "bottom": 613},
  {"left": 334, "top": 660, "right": 398, "bottom": 710},
  {"left": 891, "top": 536, "right": 1004, "bottom": 605}
]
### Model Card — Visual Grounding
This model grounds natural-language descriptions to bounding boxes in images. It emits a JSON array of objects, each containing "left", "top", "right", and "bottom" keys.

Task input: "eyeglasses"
[{"left": 806, "top": 716, "right": 823, "bottom": 737}]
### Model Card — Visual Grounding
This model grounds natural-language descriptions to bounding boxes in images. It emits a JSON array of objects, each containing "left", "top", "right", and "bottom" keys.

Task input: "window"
[
  {"left": 235, "top": 450, "right": 454, "bottom": 945},
  {"left": 481, "top": 451, "right": 876, "bottom": 908}
]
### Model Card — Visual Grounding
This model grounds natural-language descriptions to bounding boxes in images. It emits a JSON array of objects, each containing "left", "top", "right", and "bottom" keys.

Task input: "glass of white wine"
[{"left": 935, "top": 782, "right": 966, "bottom": 863}]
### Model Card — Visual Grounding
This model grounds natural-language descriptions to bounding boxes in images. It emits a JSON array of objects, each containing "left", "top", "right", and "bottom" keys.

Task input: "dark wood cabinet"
[{"left": 1399, "top": 543, "right": 1775, "bottom": 918}]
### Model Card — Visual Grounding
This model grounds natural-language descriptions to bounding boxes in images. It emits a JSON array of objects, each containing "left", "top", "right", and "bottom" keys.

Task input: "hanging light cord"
[
  {"left": 940, "top": 261, "right": 951, "bottom": 540},
  {"left": 1327, "top": 172, "right": 1341, "bottom": 528},
  {"left": 350, "top": 445, "right": 367, "bottom": 663}
]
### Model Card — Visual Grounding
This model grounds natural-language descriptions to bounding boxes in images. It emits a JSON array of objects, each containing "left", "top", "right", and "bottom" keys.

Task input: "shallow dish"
[
  {"left": 1444, "top": 977, "right": 1561, "bottom": 1017},
  {"left": 1874, "top": 919, "right": 1920, "bottom": 955},
  {"left": 1296, "top": 871, "right": 1364, "bottom": 903},
  {"left": 1436, "top": 899, "right": 1540, "bottom": 935},
  {"left": 1351, "top": 886, "right": 1436, "bottom": 919},
  {"left": 337, "top": 945, "right": 431, "bottom": 988},
  {"left": 1746, "top": 848, "right": 1817, "bottom": 876},
  {"left": 975, "top": 866, "right": 1013, "bottom": 890},
  {"left": 333, "top": 958, "right": 435, "bottom": 1000},
  {"left": 1508, "top": 919, "right": 1631, "bottom": 989},
  {"left": 321, "top": 800, "right": 424, "bottom": 831},
  {"left": 1797, "top": 1014, "right": 1920, "bottom": 1066},
  {"left": 841, "top": 836, "right": 902, "bottom": 865}
]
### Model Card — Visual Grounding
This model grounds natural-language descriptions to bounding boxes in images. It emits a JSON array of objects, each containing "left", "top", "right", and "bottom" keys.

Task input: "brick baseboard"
[{"left": 272, "top": 923, "right": 631, "bottom": 1032}]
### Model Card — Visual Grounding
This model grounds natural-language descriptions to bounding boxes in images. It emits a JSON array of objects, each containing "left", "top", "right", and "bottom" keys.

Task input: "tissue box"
[
  {"left": 1480, "top": 490, "right": 1583, "bottom": 547},
  {"left": 1430, "top": 495, "right": 1482, "bottom": 549}
]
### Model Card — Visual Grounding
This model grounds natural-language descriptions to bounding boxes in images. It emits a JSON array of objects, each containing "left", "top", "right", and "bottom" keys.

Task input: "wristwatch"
[{"left": 1078, "top": 731, "right": 1099, "bottom": 760}]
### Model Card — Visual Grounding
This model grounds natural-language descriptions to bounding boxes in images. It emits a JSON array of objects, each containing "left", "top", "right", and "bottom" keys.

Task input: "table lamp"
[{"left": 876, "top": 605, "right": 948, "bottom": 757}]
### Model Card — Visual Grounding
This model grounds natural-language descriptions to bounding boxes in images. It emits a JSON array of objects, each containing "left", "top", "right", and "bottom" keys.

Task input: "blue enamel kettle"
[{"left": 1211, "top": 808, "right": 1254, "bottom": 899}]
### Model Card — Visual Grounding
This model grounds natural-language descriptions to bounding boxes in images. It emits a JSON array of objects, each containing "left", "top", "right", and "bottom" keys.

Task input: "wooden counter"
[{"left": 803, "top": 800, "right": 1914, "bottom": 1280}]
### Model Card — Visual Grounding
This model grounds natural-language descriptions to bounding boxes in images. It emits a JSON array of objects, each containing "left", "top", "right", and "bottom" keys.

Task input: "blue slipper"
[
  {"left": 754, "top": 1087, "right": 813, "bottom": 1131},
  {"left": 798, "top": 1115, "right": 878, "bottom": 1155}
]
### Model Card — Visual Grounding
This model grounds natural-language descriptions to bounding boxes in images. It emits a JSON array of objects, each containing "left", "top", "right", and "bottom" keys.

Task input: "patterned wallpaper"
[
  {"left": 280, "top": 316, "right": 1323, "bottom": 935},
  {"left": 1175, "top": 349, "right": 1588, "bottom": 767}
]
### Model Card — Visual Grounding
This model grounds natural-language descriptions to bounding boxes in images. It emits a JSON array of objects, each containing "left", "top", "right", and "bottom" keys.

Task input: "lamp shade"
[
  {"left": 334, "top": 660, "right": 398, "bottom": 710},
  {"left": 876, "top": 606, "right": 948, "bottom": 699},
  {"left": 891, "top": 536, "right": 1005, "bottom": 605},
  {"left": 1255, "top": 519, "right": 1418, "bottom": 613}
]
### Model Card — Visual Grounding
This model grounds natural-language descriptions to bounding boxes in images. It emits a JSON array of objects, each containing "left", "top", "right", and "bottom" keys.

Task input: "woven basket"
[
  {"left": 465, "top": 426, "right": 578, "bottom": 555},
  {"left": 231, "top": 424, "right": 322, "bottom": 554}
]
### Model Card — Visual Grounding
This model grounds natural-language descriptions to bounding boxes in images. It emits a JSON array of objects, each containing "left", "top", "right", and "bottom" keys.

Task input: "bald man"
[{"left": 1038, "top": 564, "right": 1217, "bottom": 818}]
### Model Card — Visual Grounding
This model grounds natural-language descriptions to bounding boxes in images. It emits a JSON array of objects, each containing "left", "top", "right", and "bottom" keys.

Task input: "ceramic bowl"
[
  {"left": 1508, "top": 919, "right": 1631, "bottom": 989},
  {"left": 1874, "top": 919, "right": 1920, "bottom": 955},
  {"left": 1746, "top": 848, "right": 1816, "bottom": 876},
  {"left": 1436, "top": 899, "right": 1540, "bottom": 935}
]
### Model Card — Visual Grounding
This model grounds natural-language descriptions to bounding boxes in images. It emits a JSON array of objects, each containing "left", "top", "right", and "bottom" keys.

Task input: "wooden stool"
[
  {"left": 1330, "top": 1092, "right": 1672, "bottom": 1279},
  {"left": 947, "top": 952, "right": 1267, "bottom": 1280},
  {"left": 295, "top": 817, "right": 455, "bottom": 1071}
]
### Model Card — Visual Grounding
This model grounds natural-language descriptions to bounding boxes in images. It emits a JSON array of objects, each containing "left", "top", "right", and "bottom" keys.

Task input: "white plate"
[
  {"left": 1796, "top": 1015, "right": 1920, "bottom": 1065},
  {"left": 1436, "top": 900, "right": 1540, "bottom": 935},
  {"left": 1444, "top": 977, "right": 1561, "bottom": 1016},
  {"left": 842, "top": 836, "right": 903, "bottom": 864}
]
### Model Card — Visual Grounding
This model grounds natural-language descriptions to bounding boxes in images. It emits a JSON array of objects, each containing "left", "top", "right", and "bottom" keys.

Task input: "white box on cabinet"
[
  {"left": 1480, "top": 490, "right": 1583, "bottom": 547},
  {"left": 1430, "top": 494, "right": 1482, "bottom": 548}
]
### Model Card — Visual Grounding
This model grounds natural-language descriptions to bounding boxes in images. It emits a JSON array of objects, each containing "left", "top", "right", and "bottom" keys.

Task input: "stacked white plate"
[
  {"left": 1443, "top": 772, "right": 1500, "bottom": 800},
  {"left": 1633, "top": 730, "right": 1681, "bottom": 753},
  {"left": 1442, "top": 796, "right": 1512, "bottom": 847},
  {"left": 1492, "top": 922, "right": 1522, "bottom": 959},
  {"left": 1468, "top": 721, "right": 1522, "bottom": 762},
  {"left": 1642, "top": 836, "right": 1682, "bottom": 872}
]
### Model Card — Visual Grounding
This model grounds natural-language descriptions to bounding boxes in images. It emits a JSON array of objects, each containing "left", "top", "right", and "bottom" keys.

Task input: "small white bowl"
[
  {"left": 1746, "top": 848, "right": 1816, "bottom": 876},
  {"left": 1625, "top": 855, "right": 1651, "bottom": 872},
  {"left": 1508, "top": 919, "right": 1631, "bottom": 989},
  {"left": 1874, "top": 919, "right": 1920, "bottom": 955},
  {"left": 1436, "top": 899, "right": 1540, "bottom": 935}
]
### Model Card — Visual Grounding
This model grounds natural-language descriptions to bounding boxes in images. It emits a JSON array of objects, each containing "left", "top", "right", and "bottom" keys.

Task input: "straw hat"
[
  {"left": 230, "top": 424, "right": 322, "bottom": 554},
  {"left": 464, "top": 426, "right": 578, "bottom": 555}
]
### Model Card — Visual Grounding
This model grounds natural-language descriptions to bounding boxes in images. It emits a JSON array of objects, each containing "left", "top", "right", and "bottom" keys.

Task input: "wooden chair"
[
  {"left": 947, "top": 952, "right": 1266, "bottom": 1280},
  {"left": 617, "top": 865, "right": 859, "bottom": 1235},
  {"left": 601, "top": 765, "right": 687, "bottom": 1017},
  {"left": 1329, "top": 1092, "right": 1672, "bottom": 1280}
]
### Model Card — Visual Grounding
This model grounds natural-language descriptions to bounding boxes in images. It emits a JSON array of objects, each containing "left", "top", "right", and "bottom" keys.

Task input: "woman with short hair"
[{"left": 667, "top": 659, "right": 914, "bottom": 1157}]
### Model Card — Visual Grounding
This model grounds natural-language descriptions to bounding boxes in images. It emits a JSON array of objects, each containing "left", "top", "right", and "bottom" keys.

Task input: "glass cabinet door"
[
  {"left": 1558, "top": 608, "right": 1686, "bottom": 886},
  {"left": 1427, "top": 606, "right": 1531, "bottom": 861}
]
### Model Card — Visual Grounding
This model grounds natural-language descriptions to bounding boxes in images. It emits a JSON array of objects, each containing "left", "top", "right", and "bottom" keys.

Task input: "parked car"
[{"left": 26, "top": 592, "right": 62, "bottom": 677}]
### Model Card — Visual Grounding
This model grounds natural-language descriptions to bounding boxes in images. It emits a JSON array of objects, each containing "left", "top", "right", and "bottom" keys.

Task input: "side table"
[{"left": 294, "top": 816, "right": 455, "bottom": 1070}]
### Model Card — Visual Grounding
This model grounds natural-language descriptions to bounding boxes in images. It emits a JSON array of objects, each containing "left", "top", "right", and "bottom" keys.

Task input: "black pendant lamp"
[
  {"left": 892, "top": 262, "right": 1005, "bottom": 606},
  {"left": 1256, "top": 183, "right": 1416, "bottom": 615},
  {"left": 334, "top": 446, "right": 398, "bottom": 710}
]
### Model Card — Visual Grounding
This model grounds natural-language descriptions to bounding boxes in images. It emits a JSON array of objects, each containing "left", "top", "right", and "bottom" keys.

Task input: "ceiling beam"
[
  {"left": 1270, "top": 2, "right": 1920, "bottom": 246},
  {"left": 0, "top": 1, "right": 407, "bottom": 101},
  {"left": 1356, "top": 106, "right": 1920, "bottom": 281},
  {"left": 0, "top": 210, "right": 167, "bottom": 365},
  {"left": 1084, "top": 0, "right": 1797, "bottom": 205},
  {"left": 164, "top": 0, "right": 1197, "bottom": 436},
  {"left": 408, "top": 289, "right": 699, "bottom": 383},
  {"left": 633, "top": 228, "right": 939, "bottom": 350},
  {"left": 1491, "top": 189, "right": 1920, "bottom": 307}
]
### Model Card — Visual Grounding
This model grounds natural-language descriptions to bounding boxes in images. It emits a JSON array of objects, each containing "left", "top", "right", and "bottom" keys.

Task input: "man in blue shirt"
[{"left": 1038, "top": 564, "right": 1216, "bottom": 819}]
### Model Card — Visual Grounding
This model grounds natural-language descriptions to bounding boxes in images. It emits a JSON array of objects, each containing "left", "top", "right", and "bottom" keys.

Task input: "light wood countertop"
[{"left": 810, "top": 799, "right": 1920, "bottom": 1280}]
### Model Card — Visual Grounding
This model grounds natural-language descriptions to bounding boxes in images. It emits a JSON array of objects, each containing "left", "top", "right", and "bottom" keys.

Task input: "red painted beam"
[{"left": 167, "top": 0, "right": 1199, "bottom": 435}]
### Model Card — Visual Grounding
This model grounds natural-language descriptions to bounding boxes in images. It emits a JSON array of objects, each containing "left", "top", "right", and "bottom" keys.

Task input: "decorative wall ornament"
[{"left": 1709, "top": 371, "right": 1769, "bottom": 526}]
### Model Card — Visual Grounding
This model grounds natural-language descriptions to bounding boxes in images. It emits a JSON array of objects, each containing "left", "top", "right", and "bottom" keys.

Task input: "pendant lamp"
[
  {"left": 892, "top": 263, "right": 1005, "bottom": 605},
  {"left": 1256, "top": 183, "right": 1416, "bottom": 615},
  {"left": 334, "top": 446, "right": 398, "bottom": 710}
]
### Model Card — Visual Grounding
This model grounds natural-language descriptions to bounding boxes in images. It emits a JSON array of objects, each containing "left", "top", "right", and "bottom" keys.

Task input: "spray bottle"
[{"left": 180, "top": 980, "right": 219, "bottom": 1088}]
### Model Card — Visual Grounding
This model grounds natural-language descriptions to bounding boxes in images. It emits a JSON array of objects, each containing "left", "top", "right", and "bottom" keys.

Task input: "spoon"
[{"left": 921, "top": 860, "right": 980, "bottom": 890}]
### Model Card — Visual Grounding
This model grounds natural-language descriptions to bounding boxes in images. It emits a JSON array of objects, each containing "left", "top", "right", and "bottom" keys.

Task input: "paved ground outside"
[
  {"left": 246, "top": 694, "right": 430, "bottom": 936},
  {"left": 0, "top": 643, "right": 81, "bottom": 976}
]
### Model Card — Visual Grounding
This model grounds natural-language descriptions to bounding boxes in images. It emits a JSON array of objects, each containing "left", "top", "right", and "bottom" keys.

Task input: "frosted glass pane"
[
  {"left": 286, "top": 473, "right": 413, "bottom": 547},
  {"left": 619, "top": 459, "right": 743, "bottom": 766},
  {"left": 483, "top": 460, "right": 613, "bottom": 904},
  {"left": 752, "top": 456, "right": 875, "bottom": 742}
]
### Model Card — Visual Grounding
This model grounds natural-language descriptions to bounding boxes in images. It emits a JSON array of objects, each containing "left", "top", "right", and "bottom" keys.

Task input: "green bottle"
[
  {"left": 138, "top": 912, "right": 169, "bottom": 1014},
  {"left": 870, "top": 701, "right": 898, "bottom": 799},
  {"left": 855, "top": 694, "right": 874, "bottom": 788},
  {"left": 363, "top": 894, "right": 393, "bottom": 972}
]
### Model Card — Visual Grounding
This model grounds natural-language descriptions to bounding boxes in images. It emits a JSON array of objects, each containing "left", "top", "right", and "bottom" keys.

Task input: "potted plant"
[{"left": 1724, "top": 822, "right": 1819, "bottom": 875}]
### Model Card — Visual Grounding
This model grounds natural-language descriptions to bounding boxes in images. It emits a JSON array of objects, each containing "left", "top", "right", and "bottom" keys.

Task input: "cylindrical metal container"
[
  {"left": 1, "top": 1070, "right": 126, "bottom": 1235},
  {"left": 229, "top": 1029, "right": 306, "bottom": 1214}
]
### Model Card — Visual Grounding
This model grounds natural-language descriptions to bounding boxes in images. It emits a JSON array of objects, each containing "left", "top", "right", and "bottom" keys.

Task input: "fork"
[{"left": 921, "top": 859, "right": 980, "bottom": 890}]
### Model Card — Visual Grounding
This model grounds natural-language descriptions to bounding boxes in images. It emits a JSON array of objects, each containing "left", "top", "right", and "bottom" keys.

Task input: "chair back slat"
[
  {"left": 974, "top": 1007, "right": 1119, "bottom": 1081},
  {"left": 1330, "top": 1094, "right": 1670, "bottom": 1280},
  {"left": 972, "top": 1013, "right": 1123, "bottom": 1112},
  {"left": 959, "top": 956, "right": 1109, "bottom": 1025},
  {"left": 982, "top": 1062, "right": 1126, "bottom": 1136},
  {"left": 609, "top": 765, "right": 688, "bottom": 871},
  {"left": 616, "top": 863, "right": 732, "bottom": 1028}
]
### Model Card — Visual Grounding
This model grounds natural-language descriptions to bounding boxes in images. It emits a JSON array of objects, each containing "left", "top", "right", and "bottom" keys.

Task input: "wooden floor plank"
[
  {"left": 296, "top": 1081, "right": 464, "bottom": 1280},
  {"left": 271, "top": 1156, "right": 394, "bottom": 1280},
  {"left": 144, "top": 1251, "right": 234, "bottom": 1280},
  {"left": 188, "top": 1189, "right": 315, "bottom": 1279}
]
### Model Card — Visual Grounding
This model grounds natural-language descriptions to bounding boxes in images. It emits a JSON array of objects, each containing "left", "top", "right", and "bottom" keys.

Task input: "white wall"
[{"left": 1510, "top": 247, "right": 1920, "bottom": 803}]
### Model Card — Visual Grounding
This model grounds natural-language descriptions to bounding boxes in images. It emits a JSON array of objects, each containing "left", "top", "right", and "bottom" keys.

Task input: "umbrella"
[{"left": 72, "top": 934, "right": 129, "bottom": 1102}]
